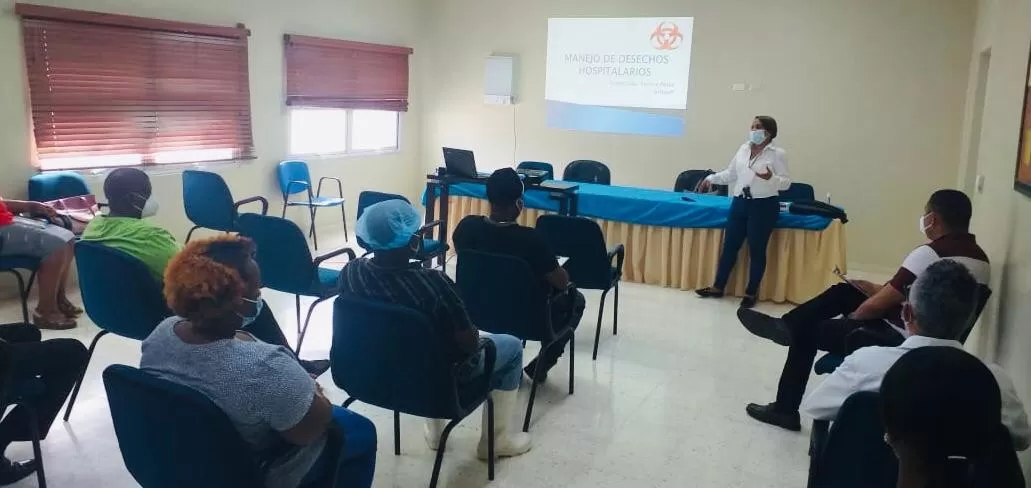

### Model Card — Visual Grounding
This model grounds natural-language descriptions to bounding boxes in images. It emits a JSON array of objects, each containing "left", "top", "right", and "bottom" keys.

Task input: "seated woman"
[
  {"left": 0, "top": 197, "right": 78, "bottom": 329},
  {"left": 882, "top": 346, "right": 1026, "bottom": 488},
  {"left": 141, "top": 236, "right": 376, "bottom": 488}
]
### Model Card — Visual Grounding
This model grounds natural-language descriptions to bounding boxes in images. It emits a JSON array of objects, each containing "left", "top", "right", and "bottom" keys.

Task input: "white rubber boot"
[
  {"left": 476, "top": 389, "right": 532, "bottom": 460},
  {"left": 424, "top": 418, "right": 446, "bottom": 450}
]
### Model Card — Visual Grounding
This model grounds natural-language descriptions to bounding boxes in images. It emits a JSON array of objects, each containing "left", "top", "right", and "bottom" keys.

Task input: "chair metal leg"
[
  {"left": 295, "top": 295, "right": 302, "bottom": 344},
  {"left": 340, "top": 203, "right": 349, "bottom": 242},
  {"left": 281, "top": 201, "right": 288, "bottom": 218},
  {"left": 568, "top": 332, "right": 575, "bottom": 395},
  {"left": 24, "top": 405, "right": 46, "bottom": 488},
  {"left": 343, "top": 397, "right": 358, "bottom": 408},
  {"left": 428, "top": 419, "right": 461, "bottom": 488},
  {"left": 3, "top": 270, "right": 29, "bottom": 323},
  {"left": 63, "top": 330, "right": 109, "bottom": 422},
  {"left": 523, "top": 350, "right": 545, "bottom": 432},
  {"left": 295, "top": 296, "right": 330, "bottom": 355},
  {"left": 393, "top": 410, "right": 401, "bottom": 456},
  {"left": 592, "top": 288, "right": 611, "bottom": 361},
  {"left": 613, "top": 281, "right": 620, "bottom": 335},
  {"left": 486, "top": 398, "right": 495, "bottom": 480},
  {"left": 309, "top": 206, "right": 319, "bottom": 251},
  {"left": 185, "top": 226, "right": 201, "bottom": 243}
]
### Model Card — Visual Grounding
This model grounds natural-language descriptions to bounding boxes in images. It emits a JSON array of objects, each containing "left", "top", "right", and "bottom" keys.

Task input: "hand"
[
  {"left": 697, "top": 178, "right": 712, "bottom": 193},
  {"left": 755, "top": 166, "right": 773, "bottom": 181},
  {"left": 850, "top": 279, "right": 880, "bottom": 296},
  {"left": 29, "top": 202, "right": 57, "bottom": 219}
]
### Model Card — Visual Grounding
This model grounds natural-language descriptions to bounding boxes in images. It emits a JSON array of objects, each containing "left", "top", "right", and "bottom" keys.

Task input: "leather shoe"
[
  {"left": 745, "top": 403, "right": 801, "bottom": 432},
  {"left": 695, "top": 287, "right": 724, "bottom": 298},
  {"left": 0, "top": 457, "right": 37, "bottom": 485},
  {"left": 737, "top": 309, "right": 792, "bottom": 347},
  {"left": 739, "top": 296, "right": 757, "bottom": 309}
]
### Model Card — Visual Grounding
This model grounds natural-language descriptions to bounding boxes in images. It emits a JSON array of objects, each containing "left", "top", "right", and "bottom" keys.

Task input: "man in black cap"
[{"left": 453, "top": 168, "right": 586, "bottom": 382}]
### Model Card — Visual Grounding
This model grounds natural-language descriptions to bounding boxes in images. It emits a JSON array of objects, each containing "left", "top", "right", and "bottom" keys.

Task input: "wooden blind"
[
  {"left": 17, "top": 4, "right": 254, "bottom": 170},
  {"left": 284, "top": 35, "right": 413, "bottom": 112}
]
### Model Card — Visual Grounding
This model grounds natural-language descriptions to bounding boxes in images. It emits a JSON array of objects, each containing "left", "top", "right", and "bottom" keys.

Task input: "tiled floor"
[{"left": 0, "top": 243, "right": 825, "bottom": 488}]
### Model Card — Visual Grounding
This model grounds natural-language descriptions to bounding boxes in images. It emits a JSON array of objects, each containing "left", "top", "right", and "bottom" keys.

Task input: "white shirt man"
[{"left": 706, "top": 143, "right": 791, "bottom": 198}]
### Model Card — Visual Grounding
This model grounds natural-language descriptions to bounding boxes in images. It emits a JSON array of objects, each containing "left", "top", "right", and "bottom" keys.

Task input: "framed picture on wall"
[{"left": 1015, "top": 42, "right": 1031, "bottom": 197}]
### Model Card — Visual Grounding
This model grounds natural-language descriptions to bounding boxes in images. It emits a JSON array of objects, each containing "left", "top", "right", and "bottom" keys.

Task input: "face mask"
[
  {"left": 237, "top": 294, "right": 263, "bottom": 328},
  {"left": 749, "top": 130, "right": 766, "bottom": 145},
  {"left": 132, "top": 193, "right": 160, "bottom": 218},
  {"left": 918, "top": 214, "right": 931, "bottom": 237}
]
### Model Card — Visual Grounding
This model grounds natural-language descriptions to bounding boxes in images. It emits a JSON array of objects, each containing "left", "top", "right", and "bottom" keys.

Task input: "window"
[
  {"left": 284, "top": 34, "right": 411, "bottom": 155},
  {"left": 17, "top": 4, "right": 254, "bottom": 171},
  {"left": 289, "top": 108, "right": 399, "bottom": 155}
]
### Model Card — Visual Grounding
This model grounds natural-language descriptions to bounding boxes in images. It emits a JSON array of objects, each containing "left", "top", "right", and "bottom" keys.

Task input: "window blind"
[
  {"left": 17, "top": 4, "right": 254, "bottom": 169},
  {"left": 284, "top": 34, "right": 413, "bottom": 112}
]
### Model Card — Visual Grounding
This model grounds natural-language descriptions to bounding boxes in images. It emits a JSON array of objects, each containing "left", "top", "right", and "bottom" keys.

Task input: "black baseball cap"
[{"left": 486, "top": 168, "right": 524, "bottom": 205}]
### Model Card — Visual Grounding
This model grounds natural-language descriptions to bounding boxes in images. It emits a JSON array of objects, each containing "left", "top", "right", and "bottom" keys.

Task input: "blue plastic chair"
[
  {"left": 780, "top": 182, "right": 815, "bottom": 202},
  {"left": 807, "top": 391, "right": 896, "bottom": 488},
  {"left": 535, "top": 215, "right": 624, "bottom": 360},
  {"left": 28, "top": 171, "right": 89, "bottom": 202},
  {"left": 63, "top": 241, "right": 171, "bottom": 422},
  {"left": 0, "top": 344, "right": 47, "bottom": 487},
  {"left": 356, "top": 191, "right": 449, "bottom": 270},
  {"left": 236, "top": 213, "right": 354, "bottom": 354},
  {"left": 277, "top": 160, "right": 348, "bottom": 250},
  {"left": 563, "top": 160, "right": 611, "bottom": 185},
  {"left": 517, "top": 161, "right": 554, "bottom": 180},
  {"left": 332, "top": 294, "right": 497, "bottom": 488},
  {"left": 456, "top": 250, "right": 576, "bottom": 432},
  {"left": 182, "top": 170, "right": 269, "bottom": 243}
]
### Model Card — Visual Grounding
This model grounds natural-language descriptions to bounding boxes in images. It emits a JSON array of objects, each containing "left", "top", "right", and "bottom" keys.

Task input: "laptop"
[{"left": 442, "top": 147, "right": 490, "bottom": 179}]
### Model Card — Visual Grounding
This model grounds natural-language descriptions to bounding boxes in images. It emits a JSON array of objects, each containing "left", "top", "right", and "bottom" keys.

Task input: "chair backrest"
[
  {"left": 455, "top": 250, "right": 550, "bottom": 341},
  {"left": 780, "top": 182, "right": 815, "bottom": 202},
  {"left": 76, "top": 241, "right": 170, "bottom": 340},
  {"left": 331, "top": 295, "right": 474, "bottom": 419},
  {"left": 517, "top": 161, "right": 555, "bottom": 180},
  {"left": 811, "top": 391, "right": 897, "bottom": 488},
  {"left": 959, "top": 284, "right": 992, "bottom": 344},
  {"left": 182, "top": 170, "right": 237, "bottom": 232},
  {"left": 28, "top": 171, "right": 90, "bottom": 202},
  {"left": 103, "top": 365, "right": 264, "bottom": 488},
  {"left": 673, "top": 169, "right": 714, "bottom": 193},
  {"left": 535, "top": 215, "right": 612, "bottom": 290},
  {"left": 236, "top": 214, "right": 318, "bottom": 295},
  {"left": 563, "top": 160, "right": 611, "bottom": 185},
  {"left": 277, "top": 160, "right": 312, "bottom": 197}
]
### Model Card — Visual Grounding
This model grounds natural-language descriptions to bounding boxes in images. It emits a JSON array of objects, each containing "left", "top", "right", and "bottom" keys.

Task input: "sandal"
[
  {"left": 695, "top": 287, "right": 725, "bottom": 298},
  {"left": 58, "top": 298, "right": 84, "bottom": 317},
  {"left": 33, "top": 311, "right": 77, "bottom": 330}
]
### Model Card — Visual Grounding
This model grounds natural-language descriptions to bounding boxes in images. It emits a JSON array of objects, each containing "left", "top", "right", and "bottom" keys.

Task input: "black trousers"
[
  {"left": 535, "top": 290, "right": 586, "bottom": 374},
  {"left": 774, "top": 283, "right": 904, "bottom": 412},
  {"left": 713, "top": 196, "right": 780, "bottom": 296},
  {"left": 0, "top": 323, "right": 88, "bottom": 447}
]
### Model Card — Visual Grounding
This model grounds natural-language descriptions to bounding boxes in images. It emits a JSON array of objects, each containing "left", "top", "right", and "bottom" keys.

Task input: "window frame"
[{"left": 287, "top": 107, "right": 401, "bottom": 159}]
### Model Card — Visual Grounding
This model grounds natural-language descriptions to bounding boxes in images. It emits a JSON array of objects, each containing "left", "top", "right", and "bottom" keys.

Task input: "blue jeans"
[
  {"left": 301, "top": 407, "right": 377, "bottom": 487},
  {"left": 466, "top": 333, "right": 524, "bottom": 391}
]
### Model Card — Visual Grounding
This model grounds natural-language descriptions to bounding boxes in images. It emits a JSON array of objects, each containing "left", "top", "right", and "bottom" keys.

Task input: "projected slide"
[{"left": 545, "top": 17, "right": 693, "bottom": 137}]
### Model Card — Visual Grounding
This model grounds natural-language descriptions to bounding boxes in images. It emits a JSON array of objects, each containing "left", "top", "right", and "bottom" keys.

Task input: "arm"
[
  {"left": 849, "top": 284, "right": 905, "bottom": 321},
  {"left": 850, "top": 246, "right": 934, "bottom": 320},
  {"left": 706, "top": 150, "right": 739, "bottom": 186},
  {"left": 281, "top": 388, "right": 334, "bottom": 445},
  {"left": 989, "top": 365, "right": 1031, "bottom": 451},
  {"left": 801, "top": 354, "right": 870, "bottom": 420},
  {"left": 769, "top": 149, "right": 792, "bottom": 191},
  {"left": 2, "top": 199, "right": 54, "bottom": 218},
  {"left": 439, "top": 274, "right": 480, "bottom": 355},
  {"left": 260, "top": 350, "right": 333, "bottom": 446},
  {"left": 545, "top": 266, "right": 571, "bottom": 291}
]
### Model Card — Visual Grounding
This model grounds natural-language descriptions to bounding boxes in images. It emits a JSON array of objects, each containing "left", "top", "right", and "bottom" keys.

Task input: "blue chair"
[
  {"left": 563, "top": 160, "right": 611, "bottom": 185},
  {"left": 535, "top": 215, "right": 624, "bottom": 360},
  {"left": 182, "top": 170, "right": 269, "bottom": 243},
  {"left": 277, "top": 160, "right": 348, "bottom": 251},
  {"left": 28, "top": 171, "right": 89, "bottom": 202},
  {"left": 0, "top": 344, "right": 47, "bottom": 487},
  {"left": 237, "top": 213, "right": 354, "bottom": 354},
  {"left": 63, "top": 241, "right": 171, "bottom": 421},
  {"left": 356, "top": 191, "right": 448, "bottom": 270},
  {"left": 456, "top": 250, "right": 576, "bottom": 432},
  {"left": 104, "top": 364, "right": 338, "bottom": 488},
  {"left": 332, "top": 294, "right": 497, "bottom": 488},
  {"left": 807, "top": 391, "right": 896, "bottom": 488},
  {"left": 780, "top": 182, "right": 815, "bottom": 202},
  {"left": 517, "top": 161, "right": 554, "bottom": 180}
]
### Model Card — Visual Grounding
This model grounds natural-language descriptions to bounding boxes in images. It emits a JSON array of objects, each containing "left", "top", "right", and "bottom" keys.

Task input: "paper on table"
[{"left": 558, "top": 256, "right": 570, "bottom": 266}]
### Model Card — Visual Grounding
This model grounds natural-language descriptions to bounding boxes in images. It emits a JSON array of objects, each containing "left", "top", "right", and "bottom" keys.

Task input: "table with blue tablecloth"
[{"left": 432, "top": 181, "right": 846, "bottom": 304}]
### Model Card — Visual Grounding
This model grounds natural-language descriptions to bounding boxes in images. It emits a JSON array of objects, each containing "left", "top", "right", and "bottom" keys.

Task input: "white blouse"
[{"left": 706, "top": 143, "right": 791, "bottom": 199}]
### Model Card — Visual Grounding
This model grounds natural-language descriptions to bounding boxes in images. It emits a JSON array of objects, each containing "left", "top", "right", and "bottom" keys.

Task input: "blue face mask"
[
  {"left": 749, "top": 129, "right": 767, "bottom": 145},
  {"left": 238, "top": 294, "right": 263, "bottom": 328}
]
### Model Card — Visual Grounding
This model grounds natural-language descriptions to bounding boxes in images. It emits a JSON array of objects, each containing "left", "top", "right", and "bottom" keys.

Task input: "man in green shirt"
[{"left": 82, "top": 168, "right": 178, "bottom": 281}]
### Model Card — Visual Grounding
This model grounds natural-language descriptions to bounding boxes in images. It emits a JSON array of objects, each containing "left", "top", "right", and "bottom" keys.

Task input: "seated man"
[
  {"left": 337, "top": 199, "right": 531, "bottom": 459},
  {"left": 737, "top": 189, "right": 990, "bottom": 430},
  {"left": 83, "top": 168, "right": 329, "bottom": 376},
  {"left": 452, "top": 168, "right": 586, "bottom": 382},
  {"left": 0, "top": 322, "right": 88, "bottom": 484},
  {"left": 803, "top": 260, "right": 1029, "bottom": 449}
]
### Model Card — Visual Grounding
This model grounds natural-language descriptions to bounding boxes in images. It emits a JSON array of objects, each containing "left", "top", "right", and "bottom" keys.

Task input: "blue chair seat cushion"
[
  {"left": 0, "top": 256, "right": 42, "bottom": 272},
  {"left": 815, "top": 353, "right": 846, "bottom": 375},
  {"left": 287, "top": 197, "right": 345, "bottom": 207},
  {"left": 315, "top": 267, "right": 342, "bottom": 295},
  {"left": 417, "top": 239, "right": 448, "bottom": 258}
]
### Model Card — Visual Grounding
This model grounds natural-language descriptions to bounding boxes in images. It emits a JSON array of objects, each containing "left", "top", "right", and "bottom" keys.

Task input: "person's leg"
[
  {"left": 527, "top": 291, "right": 585, "bottom": 379},
  {"left": 475, "top": 333, "right": 530, "bottom": 459},
  {"left": 55, "top": 241, "right": 81, "bottom": 315},
  {"left": 328, "top": 407, "right": 377, "bottom": 488},
  {"left": 743, "top": 198, "right": 780, "bottom": 297},
  {"left": 781, "top": 283, "right": 868, "bottom": 329},
  {"left": 0, "top": 338, "right": 88, "bottom": 445},
  {"left": 33, "top": 242, "right": 74, "bottom": 323},
  {"left": 0, "top": 323, "right": 41, "bottom": 344},
  {"left": 712, "top": 197, "right": 750, "bottom": 291},
  {"left": 774, "top": 317, "right": 877, "bottom": 412}
]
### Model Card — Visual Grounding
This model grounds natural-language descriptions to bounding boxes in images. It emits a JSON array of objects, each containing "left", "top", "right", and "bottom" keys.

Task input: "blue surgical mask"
[
  {"left": 237, "top": 294, "right": 263, "bottom": 327},
  {"left": 749, "top": 130, "right": 767, "bottom": 145}
]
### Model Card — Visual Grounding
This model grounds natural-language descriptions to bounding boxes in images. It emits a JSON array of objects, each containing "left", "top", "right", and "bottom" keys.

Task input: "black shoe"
[
  {"left": 695, "top": 287, "right": 725, "bottom": 298},
  {"left": 523, "top": 359, "right": 549, "bottom": 384},
  {"left": 0, "top": 457, "right": 37, "bottom": 485},
  {"left": 736, "top": 309, "right": 792, "bottom": 347},
  {"left": 745, "top": 403, "right": 801, "bottom": 432},
  {"left": 739, "top": 296, "right": 757, "bottom": 309},
  {"left": 299, "top": 359, "right": 331, "bottom": 377}
]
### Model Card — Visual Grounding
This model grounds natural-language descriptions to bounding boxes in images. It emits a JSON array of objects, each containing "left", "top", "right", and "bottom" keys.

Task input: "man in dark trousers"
[
  {"left": 0, "top": 322, "right": 87, "bottom": 484},
  {"left": 737, "top": 189, "right": 989, "bottom": 431},
  {"left": 453, "top": 168, "right": 586, "bottom": 382}
]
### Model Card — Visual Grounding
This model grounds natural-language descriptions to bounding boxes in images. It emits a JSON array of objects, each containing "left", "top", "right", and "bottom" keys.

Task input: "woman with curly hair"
[{"left": 140, "top": 235, "right": 376, "bottom": 488}]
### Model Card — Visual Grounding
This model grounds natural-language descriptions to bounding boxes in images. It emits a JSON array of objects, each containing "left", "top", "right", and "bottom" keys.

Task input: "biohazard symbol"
[{"left": 650, "top": 22, "right": 683, "bottom": 51}]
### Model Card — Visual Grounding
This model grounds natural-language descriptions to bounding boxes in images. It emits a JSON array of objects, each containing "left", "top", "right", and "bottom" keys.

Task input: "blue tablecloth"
[{"left": 437, "top": 181, "right": 832, "bottom": 231}]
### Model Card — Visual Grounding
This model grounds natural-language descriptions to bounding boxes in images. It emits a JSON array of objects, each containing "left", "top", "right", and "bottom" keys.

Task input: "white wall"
[{"left": 420, "top": 0, "right": 977, "bottom": 271}]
